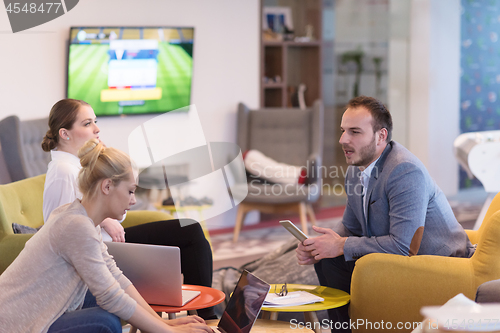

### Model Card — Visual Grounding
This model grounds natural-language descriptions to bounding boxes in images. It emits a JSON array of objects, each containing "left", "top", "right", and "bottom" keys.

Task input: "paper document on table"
[{"left": 264, "top": 291, "right": 324, "bottom": 307}]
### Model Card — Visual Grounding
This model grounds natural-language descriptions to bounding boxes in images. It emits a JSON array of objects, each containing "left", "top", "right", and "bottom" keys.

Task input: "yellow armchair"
[
  {"left": 122, "top": 210, "right": 172, "bottom": 229},
  {"left": 350, "top": 192, "right": 500, "bottom": 332},
  {"left": 0, "top": 174, "right": 172, "bottom": 274}
]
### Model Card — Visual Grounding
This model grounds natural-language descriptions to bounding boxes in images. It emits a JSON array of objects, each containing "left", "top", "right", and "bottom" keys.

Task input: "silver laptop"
[
  {"left": 212, "top": 270, "right": 270, "bottom": 333},
  {"left": 105, "top": 242, "right": 200, "bottom": 306}
]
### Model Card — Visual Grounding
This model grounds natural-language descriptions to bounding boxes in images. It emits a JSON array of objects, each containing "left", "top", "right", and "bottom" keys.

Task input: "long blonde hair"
[{"left": 77, "top": 139, "right": 133, "bottom": 199}]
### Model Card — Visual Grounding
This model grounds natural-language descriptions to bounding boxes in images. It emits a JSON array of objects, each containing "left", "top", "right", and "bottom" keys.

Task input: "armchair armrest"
[
  {"left": 465, "top": 229, "right": 479, "bottom": 245},
  {"left": 0, "top": 234, "right": 34, "bottom": 274},
  {"left": 121, "top": 210, "right": 173, "bottom": 229},
  {"left": 350, "top": 253, "right": 476, "bottom": 331}
]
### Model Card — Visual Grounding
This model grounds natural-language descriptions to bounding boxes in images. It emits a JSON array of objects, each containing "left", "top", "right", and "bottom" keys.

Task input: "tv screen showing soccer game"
[{"left": 67, "top": 26, "right": 194, "bottom": 116}]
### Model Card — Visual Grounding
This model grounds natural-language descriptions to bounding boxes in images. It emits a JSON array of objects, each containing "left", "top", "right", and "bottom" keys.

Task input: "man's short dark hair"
[{"left": 347, "top": 95, "right": 393, "bottom": 142}]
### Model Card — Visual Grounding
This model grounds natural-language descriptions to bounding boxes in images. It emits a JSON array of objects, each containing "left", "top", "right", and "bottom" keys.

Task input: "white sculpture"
[{"left": 454, "top": 130, "right": 500, "bottom": 229}]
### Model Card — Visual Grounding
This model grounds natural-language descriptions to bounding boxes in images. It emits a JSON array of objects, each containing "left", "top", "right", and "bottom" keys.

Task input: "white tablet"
[{"left": 279, "top": 220, "right": 308, "bottom": 242}]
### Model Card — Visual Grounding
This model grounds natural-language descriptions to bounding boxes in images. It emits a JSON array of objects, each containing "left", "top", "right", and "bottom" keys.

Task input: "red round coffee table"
[
  {"left": 129, "top": 285, "right": 225, "bottom": 333},
  {"left": 150, "top": 284, "right": 225, "bottom": 317}
]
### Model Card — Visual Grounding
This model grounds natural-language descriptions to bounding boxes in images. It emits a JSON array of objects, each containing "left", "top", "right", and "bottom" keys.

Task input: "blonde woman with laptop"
[
  {"left": 40, "top": 98, "right": 215, "bottom": 320},
  {"left": 0, "top": 139, "right": 212, "bottom": 333}
]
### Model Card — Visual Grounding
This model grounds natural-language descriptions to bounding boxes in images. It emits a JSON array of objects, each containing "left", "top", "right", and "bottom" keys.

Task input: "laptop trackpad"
[{"left": 182, "top": 290, "right": 201, "bottom": 306}]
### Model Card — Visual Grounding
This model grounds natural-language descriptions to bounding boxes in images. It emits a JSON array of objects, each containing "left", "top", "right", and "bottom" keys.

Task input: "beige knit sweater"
[{"left": 0, "top": 200, "right": 137, "bottom": 333}]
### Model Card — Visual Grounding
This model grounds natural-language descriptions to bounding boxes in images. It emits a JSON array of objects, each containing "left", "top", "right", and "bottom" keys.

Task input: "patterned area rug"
[{"left": 210, "top": 213, "right": 343, "bottom": 270}]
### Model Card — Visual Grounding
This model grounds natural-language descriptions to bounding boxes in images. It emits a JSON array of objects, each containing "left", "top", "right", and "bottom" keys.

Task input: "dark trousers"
[
  {"left": 314, "top": 256, "right": 356, "bottom": 333},
  {"left": 124, "top": 218, "right": 215, "bottom": 319}
]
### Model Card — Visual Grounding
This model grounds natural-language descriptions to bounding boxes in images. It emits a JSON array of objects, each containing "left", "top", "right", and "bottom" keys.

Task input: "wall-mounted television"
[{"left": 67, "top": 26, "right": 194, "bottom": 116}]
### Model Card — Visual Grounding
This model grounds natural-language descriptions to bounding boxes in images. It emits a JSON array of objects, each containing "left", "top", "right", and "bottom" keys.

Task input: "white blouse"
[
  {"left": 43, "top": 150, "right": 123, "bottom": 242},
  {"left": 43, "top": 150, "right": 82, "bottom": 223}
]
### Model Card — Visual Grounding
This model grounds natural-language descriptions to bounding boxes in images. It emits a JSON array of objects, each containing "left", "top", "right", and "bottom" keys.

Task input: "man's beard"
[{"left": 344, "top": 135, "right": 377, "bottom": 167}]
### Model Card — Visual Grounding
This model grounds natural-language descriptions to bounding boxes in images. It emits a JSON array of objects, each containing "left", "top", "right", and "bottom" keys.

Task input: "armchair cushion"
[
  {"left": 244, "top": 149, "right": 307, "bottom": 185},
  {"left": 12, "top": 223, "right": 41, "bottom": 234},
  {"left": 237, "top": 101, "right": 323, "bottom": 175},
  {"left": 475, "top": 279, "right": 500, "bottom": 304},
  {"left": 236, "top": 101, "right": 324, "bottom": 206}
]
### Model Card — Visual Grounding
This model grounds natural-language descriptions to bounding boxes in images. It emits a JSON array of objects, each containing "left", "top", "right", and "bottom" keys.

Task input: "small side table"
[
  {"left": 129, "top": 285, "right": 225, "bottom": 333},
  {"left": 261, "top": 284, "right": 350, "bottom": 333},
  {"left": 206, "top": 318, "right": 315, "bottom": 332}
]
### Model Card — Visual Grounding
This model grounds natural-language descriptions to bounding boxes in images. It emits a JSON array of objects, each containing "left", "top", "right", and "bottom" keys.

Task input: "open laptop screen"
[{"left": 217, "top": 270, "right": 270, "bottom": 333}]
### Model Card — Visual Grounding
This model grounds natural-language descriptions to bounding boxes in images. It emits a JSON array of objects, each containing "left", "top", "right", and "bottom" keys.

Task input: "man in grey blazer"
[{"left": 296, "top": 96, "right": 474, "bottom": 331}]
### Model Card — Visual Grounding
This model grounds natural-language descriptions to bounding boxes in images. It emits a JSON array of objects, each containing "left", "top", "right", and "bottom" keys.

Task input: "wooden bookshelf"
[{"left": 260, "top": 0, "right": 323, "bottom": 108}]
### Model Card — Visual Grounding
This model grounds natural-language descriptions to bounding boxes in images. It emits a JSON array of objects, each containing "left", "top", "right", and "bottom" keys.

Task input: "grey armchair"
[
  {"left": 0, "top": 115, "right": 50, "bottom": 182},
  {"left": 233, "top": 100, "right": 324, "bottom": 242}
]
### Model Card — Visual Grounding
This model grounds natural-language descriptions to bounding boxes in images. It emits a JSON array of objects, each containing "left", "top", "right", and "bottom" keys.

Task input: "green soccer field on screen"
[{"left": 67, "top": 27, "right": 194, "bottom": 116}]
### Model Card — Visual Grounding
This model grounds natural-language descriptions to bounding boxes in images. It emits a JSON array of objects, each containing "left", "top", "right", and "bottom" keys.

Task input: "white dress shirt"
[
  {"left": 43, "top": 150, "right": 123, "bottom": 242},
  {"left": 360, "top": 156, "right": 380, "bottom": 218}
]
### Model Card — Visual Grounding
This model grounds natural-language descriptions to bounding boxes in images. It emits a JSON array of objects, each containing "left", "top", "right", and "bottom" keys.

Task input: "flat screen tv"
[{"left": 67, "top": 26, "right": 194, "bottom": 116}]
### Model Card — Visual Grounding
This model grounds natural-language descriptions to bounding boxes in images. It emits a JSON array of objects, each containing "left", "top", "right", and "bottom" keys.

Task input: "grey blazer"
[{"left": 340, "top": 141, "right": 473, "bottom": 261}]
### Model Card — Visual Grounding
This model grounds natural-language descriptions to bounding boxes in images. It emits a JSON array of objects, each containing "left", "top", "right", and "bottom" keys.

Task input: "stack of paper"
[{"left": 264, "top": 291, "right": 324, "bottom": 307}]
